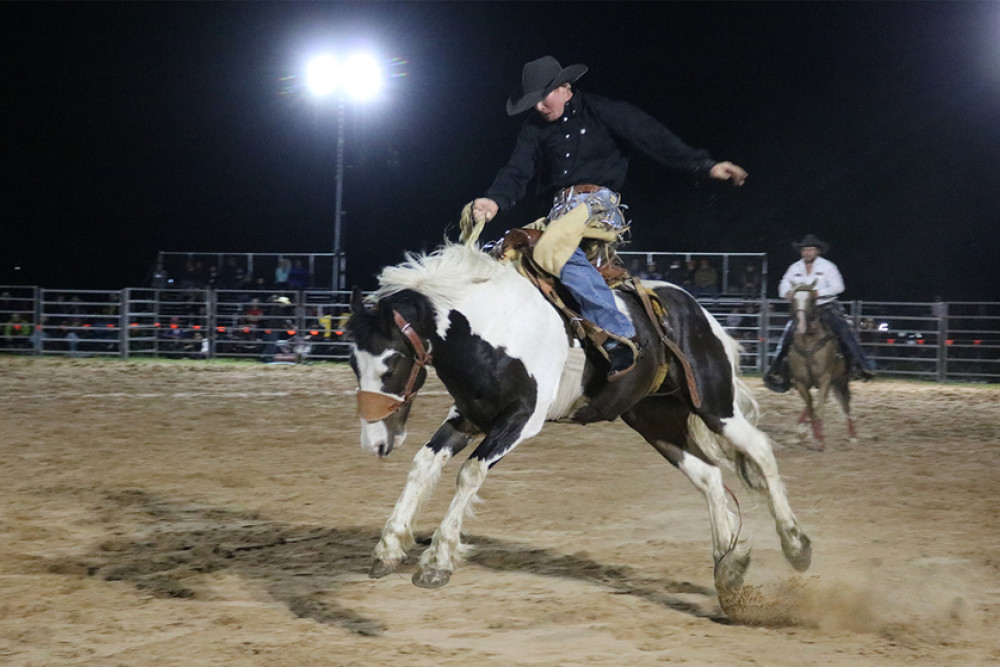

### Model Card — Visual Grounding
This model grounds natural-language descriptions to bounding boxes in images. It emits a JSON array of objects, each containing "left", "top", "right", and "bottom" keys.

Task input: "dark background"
[{"left": 4, "top": 2, "right": 999, "bottom": 300}]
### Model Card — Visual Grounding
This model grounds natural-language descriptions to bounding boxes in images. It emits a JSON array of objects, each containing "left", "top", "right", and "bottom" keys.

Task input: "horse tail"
[{"left": 686, "top": 307, "right": 769, "bottom": 492}]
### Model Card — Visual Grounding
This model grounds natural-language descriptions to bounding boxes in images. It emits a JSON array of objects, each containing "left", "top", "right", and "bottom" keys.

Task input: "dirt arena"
[{"left": 1, "top": 357, "right": 998, "bottom": 665}]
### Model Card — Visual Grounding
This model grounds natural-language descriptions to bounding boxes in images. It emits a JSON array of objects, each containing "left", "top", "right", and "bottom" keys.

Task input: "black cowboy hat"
[
  {"left": 506, "top": 56, "right": 588, "bottom": 116},
  {"left": 792, "top": 233, "right": 830, "bottom": 254}
]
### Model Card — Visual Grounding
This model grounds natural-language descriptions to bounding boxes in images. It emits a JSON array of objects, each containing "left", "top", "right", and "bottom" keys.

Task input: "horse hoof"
[
  {"left": 412, "top": 568, "right": 452, "bottom": 589},
  {"left": 369, "top": 559, "right": 402, "bottom": 579},
  {"left": 714, "top": 551, "right": 751, "bottom": 592},
  {"left": 781, "top": 530, "right": 812, "bottom": 572}
]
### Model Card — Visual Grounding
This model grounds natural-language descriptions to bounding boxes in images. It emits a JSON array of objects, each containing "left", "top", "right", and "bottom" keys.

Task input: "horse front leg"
[
  {"left": 370, "top": 410, "right": 478, "bottom": 579},
  {"left": 793, "top": 383, "right": 816, "bottom": 443},
  {"left": 810, "top": 377, "right": 835, "bottom": 451},
  {"left": 832, "top": 377, "right": 857, "bottom": 444},
  {"left": 412, "top": 457, "right": 489, "bottom": 588},
  {"left": 413, "top": 408, "right": 540, "bottom": 589}
]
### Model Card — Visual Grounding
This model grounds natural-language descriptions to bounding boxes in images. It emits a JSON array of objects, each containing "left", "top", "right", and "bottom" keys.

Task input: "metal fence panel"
[{"left": 3, "top": 284, "right": 998, "bottom": 382}]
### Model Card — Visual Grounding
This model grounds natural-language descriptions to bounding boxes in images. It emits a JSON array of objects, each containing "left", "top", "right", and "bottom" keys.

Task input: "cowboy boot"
[
  {"left": 763, "top": 322, "right": 793, "bottom": 392},
  {"left": 763, "top": 358, "right": 791, "bottom": 393},
  {"left": 606, "top": 341, "right": 637, "bottom": 381}
]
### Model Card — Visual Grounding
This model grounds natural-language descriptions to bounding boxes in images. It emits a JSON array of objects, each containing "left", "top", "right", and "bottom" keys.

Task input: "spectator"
[
  {"left": 725, "top": 306, "right": 744, "bottom": 330},
  {"left": 665, "top": 259, "right": 687, "bottom": 285},
  {"left": 205, "top": 264, "right": 220, "bottom": 288},
  {"left": 638, "top": 261, "right": 663, "bottom": 281},
  {"left": 242, "top": 298, "right": 264, "bottom": 328},
  {"left": 288, "top": 260, "right": 309, "bottom": 290},
  {"left": 3, "top": 313, "right": 30, "bottom": 349},
  {"left": 692, "top": 258, "right": 719, "bottom": 298},
  {"left": 220, "top": 257, "right": 247, "bottom": 290},
  {"left": 275, "top": 257, "right": 292, "bottom": 290},
  {"left": 150, "top": 261, "right": 169, "bottom": 289},
  {"left": 741, "top": 264, "right": 761, "bottom": 298},
  {"left": 683, "top": 259, "right": 698, "bottom": 290},
  {"left": 259, "top": 295, "right": 297, "bottom": 362}
]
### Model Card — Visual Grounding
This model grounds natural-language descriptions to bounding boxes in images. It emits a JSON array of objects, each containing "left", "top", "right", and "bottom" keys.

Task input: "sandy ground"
[{"left": 1, "top": 356, "right": 998, "bottom": 666}]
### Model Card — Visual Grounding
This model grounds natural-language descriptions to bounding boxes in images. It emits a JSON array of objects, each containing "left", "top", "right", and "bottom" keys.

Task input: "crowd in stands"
[
  {"left": 152, "top": 256, "right": 314, "bottom": 293},
  {"left": 145, "top": 255, "right": 326, "bottom": 360},
  {"left": 628, "top": 256, "right": 763, "bottom": 299}
]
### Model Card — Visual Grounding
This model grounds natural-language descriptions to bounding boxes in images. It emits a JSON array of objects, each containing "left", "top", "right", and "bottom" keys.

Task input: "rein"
[{"left": 356, "top": 310, "right": 433, "bottom": 423}]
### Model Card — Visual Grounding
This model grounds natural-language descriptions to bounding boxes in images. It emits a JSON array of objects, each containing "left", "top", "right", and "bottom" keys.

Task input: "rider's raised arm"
[{"left": 485, "top": 121, "right": 543, "bottom": 212}]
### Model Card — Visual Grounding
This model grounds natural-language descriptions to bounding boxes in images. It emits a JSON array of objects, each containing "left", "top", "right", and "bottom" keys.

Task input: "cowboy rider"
[
  {"left": 470, "top": 56, "right": 748, "bottom": 381},
  {"left": 763, "top": 233, "right": 876, "bottom": 392}
]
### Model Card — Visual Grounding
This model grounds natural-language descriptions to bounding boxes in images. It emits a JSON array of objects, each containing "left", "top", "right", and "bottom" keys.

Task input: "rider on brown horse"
[{"left": 764, "top": 234, "right": 876, "bottom": 393}]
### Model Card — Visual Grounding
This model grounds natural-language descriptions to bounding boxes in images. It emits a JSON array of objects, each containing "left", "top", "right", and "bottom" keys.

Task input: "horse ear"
[{"left": 350, "top": 286, "right": 366, "bottom": 314}]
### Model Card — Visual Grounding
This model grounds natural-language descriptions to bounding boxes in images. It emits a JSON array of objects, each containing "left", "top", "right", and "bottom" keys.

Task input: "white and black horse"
[{"left": 348, "top": 244, "right": 810, "bottom": 594}]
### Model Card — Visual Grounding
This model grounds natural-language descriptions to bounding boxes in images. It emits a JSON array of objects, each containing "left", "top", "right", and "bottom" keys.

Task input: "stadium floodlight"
[
  {"left": 342, "top": 53, "right": 382, "bottom": 101},
  {"left": 307, "top": 52, "right": 382, "bottom": 101},
  {"left": 305, "top": 51, "right": 384, "bottom": 291},
  {"left": 306, "top": 54, "right": 340, "bottom": 97}
]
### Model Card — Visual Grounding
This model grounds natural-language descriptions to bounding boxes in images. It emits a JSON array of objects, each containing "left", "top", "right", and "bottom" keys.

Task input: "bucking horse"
[{"left": 347, "top": 240, "right": 811, "bottom": 598}]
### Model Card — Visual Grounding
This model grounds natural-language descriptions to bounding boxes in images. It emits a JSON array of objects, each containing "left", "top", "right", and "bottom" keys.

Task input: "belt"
[{"left": 559, "top": 184, "right": 604, "bottom": 197}]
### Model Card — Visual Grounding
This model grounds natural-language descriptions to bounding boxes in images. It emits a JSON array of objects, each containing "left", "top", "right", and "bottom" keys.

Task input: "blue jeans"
[{"left": 559, "top": 247, "right": 636, "bottom": 340}]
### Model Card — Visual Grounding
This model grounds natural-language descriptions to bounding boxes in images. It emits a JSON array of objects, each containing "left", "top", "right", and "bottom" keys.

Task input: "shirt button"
[
  {"left": 565, "top": 153, "right": 570, "bottom": 158},
  {"left": 565, "top": 134, "right": 570, "bottom": 139},
  {"left": 580, "top": 128, "right": 586, "bottom": 134},
  {"left": 562, "top": 169, "right": 568, "bottom": 174}
]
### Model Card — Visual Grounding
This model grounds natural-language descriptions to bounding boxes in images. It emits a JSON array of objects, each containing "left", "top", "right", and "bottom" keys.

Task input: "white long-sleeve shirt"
[{"left": 778, "top": 256, "right": 844, "bottom": 305}]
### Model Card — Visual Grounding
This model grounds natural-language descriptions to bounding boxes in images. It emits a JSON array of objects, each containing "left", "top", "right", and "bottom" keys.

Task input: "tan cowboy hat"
[
  {"left": 506, "top": 56, "right": 588, "bottom": 116},
  {"left": 792, "top": 233, "right": 830, "bottom": 254}
]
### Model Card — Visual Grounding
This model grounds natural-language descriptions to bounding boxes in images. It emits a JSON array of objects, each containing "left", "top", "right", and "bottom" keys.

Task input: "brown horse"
[{"left": 787, "top": 282, "right": 857, "bottom": 450}]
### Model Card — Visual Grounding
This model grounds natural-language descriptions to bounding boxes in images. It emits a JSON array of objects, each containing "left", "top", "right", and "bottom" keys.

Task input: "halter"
[{"left": 356, "top": 310, "right": 433, "bottom": 423}]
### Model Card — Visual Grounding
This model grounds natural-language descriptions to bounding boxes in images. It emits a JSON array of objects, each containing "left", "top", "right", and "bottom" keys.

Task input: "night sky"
[{"left": 4, "top": 2, "right": 1000, "bottom": 301}]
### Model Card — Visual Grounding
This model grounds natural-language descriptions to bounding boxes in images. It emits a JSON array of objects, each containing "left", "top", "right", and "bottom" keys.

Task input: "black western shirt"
[{"left": 485, "top": 90, "right": 717, "bottom": 211}]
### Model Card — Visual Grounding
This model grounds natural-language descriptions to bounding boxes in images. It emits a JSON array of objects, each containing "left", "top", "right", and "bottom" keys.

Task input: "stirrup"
[
  {"left": 606, "top": 343, "right": 636, "bottom": 382},
  {"left": 763, "top": 369, "right": 791, "bottom": 393}
]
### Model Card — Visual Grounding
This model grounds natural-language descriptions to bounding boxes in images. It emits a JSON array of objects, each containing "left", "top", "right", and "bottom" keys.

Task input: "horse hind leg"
[
  {"left": 716, "top": 411, "right": 812, "bottom": 573},
  {"left": 622, "top": 404, "right": 751, "bottom": 592},
  {"left": 370, "top": 412, "right": 477, "bottom": 579}
]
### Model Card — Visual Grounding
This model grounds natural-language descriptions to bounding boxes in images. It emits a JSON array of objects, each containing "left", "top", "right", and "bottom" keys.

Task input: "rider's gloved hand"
[{"left": 472, "top": 198, "right": 498, "bottom": 225}]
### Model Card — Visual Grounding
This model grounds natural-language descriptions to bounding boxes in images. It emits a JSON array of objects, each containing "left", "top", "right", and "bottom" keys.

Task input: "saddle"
[{"left": 459, "top": 202, "right": 702, "bottom": 405}]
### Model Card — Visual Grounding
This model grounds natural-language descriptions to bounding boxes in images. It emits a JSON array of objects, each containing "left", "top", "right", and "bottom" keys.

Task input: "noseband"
[{"left": 356, "top": 310, "right": 433, "bottom": 423}]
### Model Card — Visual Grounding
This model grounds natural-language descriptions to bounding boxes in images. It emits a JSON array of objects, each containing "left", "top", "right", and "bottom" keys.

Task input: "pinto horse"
[
  {"left": 787, "top": 282, "right": 857, "bottom": 449},
  {"left": 348, "top": 244, "right": 811, "bottom": 594}
]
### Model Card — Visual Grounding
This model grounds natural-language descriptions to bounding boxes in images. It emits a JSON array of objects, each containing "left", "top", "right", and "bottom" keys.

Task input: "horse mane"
[{"left": 374, "top": 243, "right": 514, "bottom": 309}]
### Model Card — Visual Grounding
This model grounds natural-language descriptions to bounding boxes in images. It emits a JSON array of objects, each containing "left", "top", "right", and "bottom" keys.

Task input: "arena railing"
[{"left": 2, "top": 285, "right": 998, "bottom": 384}]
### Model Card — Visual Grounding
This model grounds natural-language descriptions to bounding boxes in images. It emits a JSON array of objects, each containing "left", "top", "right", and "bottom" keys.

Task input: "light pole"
[{"left": 306, "top": 52, "right": 382, "bottom": 291}]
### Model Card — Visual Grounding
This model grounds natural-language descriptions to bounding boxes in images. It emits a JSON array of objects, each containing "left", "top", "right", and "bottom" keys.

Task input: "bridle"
[{"left": 355, "top": 310, "right": 433, "bottom": 423}]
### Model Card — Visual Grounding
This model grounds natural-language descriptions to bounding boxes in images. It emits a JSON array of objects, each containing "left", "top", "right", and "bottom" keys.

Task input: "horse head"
[
  {"left": 790, "top": 281, "right": 818, "bottom": 335},
  {"left": 347, "top": 287, "right": 433, "bottom": 458}
]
